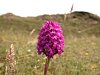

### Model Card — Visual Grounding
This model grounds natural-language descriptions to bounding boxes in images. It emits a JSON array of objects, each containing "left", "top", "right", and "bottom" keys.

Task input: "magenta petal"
[{"left": 37, "top": 21, "right": 64, "bottom": 58}]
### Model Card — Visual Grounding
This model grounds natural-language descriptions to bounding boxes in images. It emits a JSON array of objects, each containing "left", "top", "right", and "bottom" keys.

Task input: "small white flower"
[
  {"left": 28, "top": 49, "right": 31, "bottom": 52},
  {"left": 34, "top": 65, "right": 37, "bottom": 69}
]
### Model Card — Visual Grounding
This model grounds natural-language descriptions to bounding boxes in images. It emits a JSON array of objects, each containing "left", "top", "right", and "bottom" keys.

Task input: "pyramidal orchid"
[{"left": 37, "top": 21, "right": 64, "bottom": 75}]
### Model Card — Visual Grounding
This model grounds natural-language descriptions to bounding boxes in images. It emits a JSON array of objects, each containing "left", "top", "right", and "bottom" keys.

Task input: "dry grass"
[
  {"left": 0, "top": 31, "right": 100, "bottom": 75},
  {"left": 0, "top": 11, "right": 100, "bottom": 75}
]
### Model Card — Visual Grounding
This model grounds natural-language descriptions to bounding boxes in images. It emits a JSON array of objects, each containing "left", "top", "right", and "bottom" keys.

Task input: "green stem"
[{"left": 44, "top": 58, "right": 50, "bottom": 75}]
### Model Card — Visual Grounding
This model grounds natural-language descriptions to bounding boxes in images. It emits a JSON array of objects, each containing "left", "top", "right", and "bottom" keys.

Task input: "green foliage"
[{"left": 0, "top": 11, "right": 100, "bottom": 75}]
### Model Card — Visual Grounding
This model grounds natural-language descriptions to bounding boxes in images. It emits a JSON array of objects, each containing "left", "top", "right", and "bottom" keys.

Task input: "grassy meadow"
[{"left": 0, "top": 11, "right": 100, "bottom": 75}]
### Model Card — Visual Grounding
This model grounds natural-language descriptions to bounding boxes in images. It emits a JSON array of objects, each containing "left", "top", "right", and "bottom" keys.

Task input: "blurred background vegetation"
[{"left": 0, "top": 11, "right": 100, "bottom": 75}]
